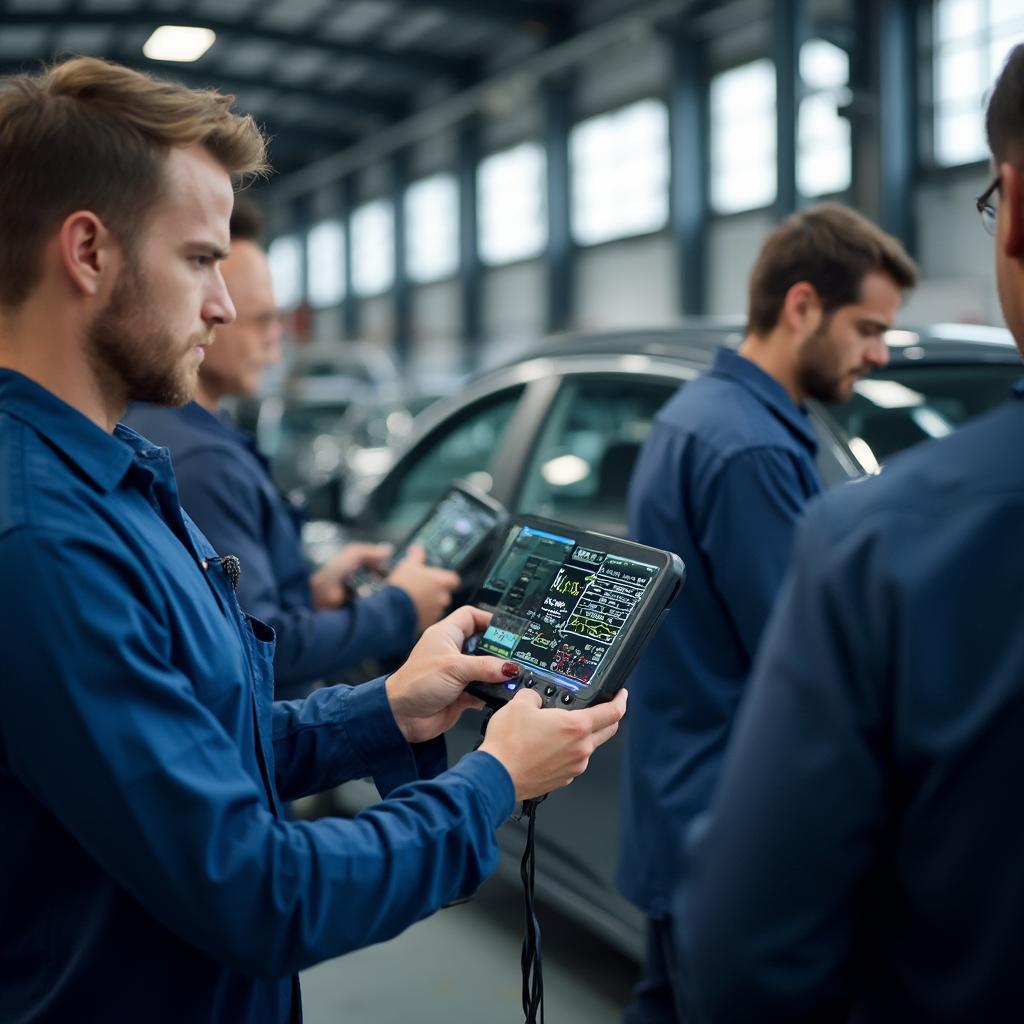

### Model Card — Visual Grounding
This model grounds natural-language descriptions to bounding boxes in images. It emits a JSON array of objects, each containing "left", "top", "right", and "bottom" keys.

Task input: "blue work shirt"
[
  {"left": 679, "top": 383, "right": 1024, "bottom": 1023},
  {"left": 124, "top": 402, "right": 417, "bottom": 698},
  {"left": 618, "top": 346, "right": 822, "bottom": 917},
  {"left": 0, "top": 370, "right": 514, "bottom": 1024}
]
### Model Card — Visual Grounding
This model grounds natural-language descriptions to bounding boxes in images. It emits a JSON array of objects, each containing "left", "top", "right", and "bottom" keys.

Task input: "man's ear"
[
  {"left": 780, "top": 281, "right": 822, "bottom": 337},
  {"left": 58, "top": 211, "right": 118, "bottom": 299},
  {"left": 1000, "top": 162, "right": 1024, "bottom": 260}
]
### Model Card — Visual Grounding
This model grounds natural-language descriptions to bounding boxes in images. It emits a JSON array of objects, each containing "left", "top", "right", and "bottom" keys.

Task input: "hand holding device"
[
  {"left": 385, "top": 605, "right": 512, "bottom": 744},
  {"left": 346, "top": 481, "right": 508, "bottom": 601},
  {"left": 386, "top": 545, "right": 461, "bottom": 632},
  {"left": 479, "top": 687, "right": 628, "bottom": 801},
  {"left": 310, "top": 542, "right": 394, "bottom": 610}
]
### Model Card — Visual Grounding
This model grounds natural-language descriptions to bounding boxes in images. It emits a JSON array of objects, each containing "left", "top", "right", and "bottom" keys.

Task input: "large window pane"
[
  {"left": 405, "top": 173, "right": 459, "bottom": 284},
  {"left": 710, "top": 59, "right": 776, "bottom": 214},
  {"left": 306, "top": 220, "right": 345, "bottom": 308},
  {"left": 933, "top": 0, "right": 1024, "bottom": 167},
  {"left": 267, "top": 234, "right": 302, "bottom": 311},
  {"left": 798, "top": 39, "right": 851, "bottom": 198},
  {"left": 477, "top": 142, "right": 547, "bottom": 266},
  {"left": 351, "top": 199, "right": 394, "bottom": 297},
  {"left": 570, "top": 98, "right": 670, "bottom": 246}
]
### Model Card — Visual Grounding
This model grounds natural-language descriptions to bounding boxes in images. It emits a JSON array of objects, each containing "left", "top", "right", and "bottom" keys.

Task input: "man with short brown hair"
[
  {"left": 617, "top": 203, "right": 917, "bottom": 1022},
  {"left": 679, "top": 44, "right": 1024, "bottom": 1021},
  {"left": 0, "top": 57, "right": 627, "bottom": 1023}
]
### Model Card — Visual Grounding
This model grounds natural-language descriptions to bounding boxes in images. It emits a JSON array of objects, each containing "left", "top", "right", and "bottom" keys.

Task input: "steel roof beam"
[{"left": 0, "top": 10, "right": 477, "bottom": 79}]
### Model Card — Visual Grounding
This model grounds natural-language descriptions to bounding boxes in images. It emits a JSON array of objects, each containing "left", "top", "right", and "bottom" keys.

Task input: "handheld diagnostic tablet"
[
  {"left": 466, "top": 517, "right": 685, "bottom": 709},
  {"left": 346, "top": 481, "right": 508, "bottom": 598}
]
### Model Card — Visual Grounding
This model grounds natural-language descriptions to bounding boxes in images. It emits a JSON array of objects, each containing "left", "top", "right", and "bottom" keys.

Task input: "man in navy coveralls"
[
  {"left": 127, "top": 199, "right": 457, "bottom": 699},
  {"left": 679, "top": 43, "right": 1024, "bottom": 1024},
  {"left": 0, "top": 57, "right": 626, "bottom": 1023},
  {"left": 618, "top": 204, "right": 918, "bottom": 1021}
]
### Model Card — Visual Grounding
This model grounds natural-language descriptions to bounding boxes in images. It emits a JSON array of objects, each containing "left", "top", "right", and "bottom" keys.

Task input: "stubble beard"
[
  {"left": 85, "top": 262, "right": 209, "bottom": 410},
  {"left": 795, "top": 316, "right": 853, "bottom": 405}
]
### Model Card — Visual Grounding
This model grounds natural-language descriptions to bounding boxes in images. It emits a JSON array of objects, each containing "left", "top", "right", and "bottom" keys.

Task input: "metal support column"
[
  {"left": 774, "top": 0, "right": 806, "bottom": 219},
  {"left": 392, "top": 151, "right": 411, "bottom": 373},
  {"left": 340, "top": 177, "right": 359, "bottom": 340},
  {"left": 458, "top": 116, "right": 482, "bottom": 372},
  {"left": 669, "top": 26, "right": 709, "bottom": 316},
  {"left": 876, "top": 0, "right": 917, "bottom": 254},
  {"left": 544, "top": 77, "right": 573, "bottom": 334}
]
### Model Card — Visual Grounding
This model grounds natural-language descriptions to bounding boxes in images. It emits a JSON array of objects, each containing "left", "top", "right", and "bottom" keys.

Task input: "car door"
[{"left": 357, "top": 382, "right": 534, "bottom": 540}]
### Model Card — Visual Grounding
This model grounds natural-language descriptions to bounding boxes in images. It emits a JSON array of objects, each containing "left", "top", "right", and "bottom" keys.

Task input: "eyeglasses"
[{"left": 976, "top": 174, "right": 1000, "bottom": 237}]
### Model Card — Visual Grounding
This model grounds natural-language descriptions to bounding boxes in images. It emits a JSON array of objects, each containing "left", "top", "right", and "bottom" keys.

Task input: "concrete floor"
[{"left": 300, "top": 872, "right": 640, "bottom": 1024}]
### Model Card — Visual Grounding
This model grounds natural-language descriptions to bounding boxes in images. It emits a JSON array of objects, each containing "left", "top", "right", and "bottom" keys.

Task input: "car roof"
[{"left": 495, "top": 319, "right": 1021, "bottom": 371}]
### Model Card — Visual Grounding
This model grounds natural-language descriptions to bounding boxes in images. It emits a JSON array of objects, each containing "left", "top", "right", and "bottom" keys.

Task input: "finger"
[
  {"left": 403, "top": 544, "right": 427, "bottom": 565},
  {"left": 430, "top": 568, "right": 461, "bottom": 590},
  {"left": 589, "top": 720, "right": 621, "bottom": 749},
  {"left": 451, "top": 653, "right": 517, "bottom": 684},
  {"left": 454, "top": 692, "right": 486, "bottom": 714},
  {"left": 439, "top": 605, "right": 493, "bottom": 642},
  {"left": 579, "top": 691, "right": 628, "bottom": 732},
  {"left": 510, "top": 687, "right": 543, "bottom": 709},
  {"left": 367, "top": 543, "right": 394, "bottom": 564}
]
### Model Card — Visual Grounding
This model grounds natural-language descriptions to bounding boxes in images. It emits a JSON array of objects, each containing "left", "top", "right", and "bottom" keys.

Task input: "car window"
[
  {"left": 827, "top": 364, "right": 1023, "bottom": 466},
  {"left": 516, "top": 375, "right": 679, "bottom": 532},
  {"left": 377, "top": 387, "right": 524, "bottom": 531}
]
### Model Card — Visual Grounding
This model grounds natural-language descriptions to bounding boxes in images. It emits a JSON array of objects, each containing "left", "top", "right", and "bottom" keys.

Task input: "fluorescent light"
[{"left": 143, "top": 26, "right": 216, "bottom": 63}]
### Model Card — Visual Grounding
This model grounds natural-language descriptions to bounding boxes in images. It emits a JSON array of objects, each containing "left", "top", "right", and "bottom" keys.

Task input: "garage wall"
[
  {"left": 481, "top": 259, "right": 547, "bottom": 367},
  {"left": 575, "top": 234, "right": 679, "bottom": 329}
]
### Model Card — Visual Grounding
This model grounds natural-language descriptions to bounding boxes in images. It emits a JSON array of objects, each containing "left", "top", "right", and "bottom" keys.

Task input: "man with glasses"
[
  {"left": 678, "top": 44, "right": 1024, "bottom": 1022},
  {"left": 127, "top": 199, "right": 457, "bottom": 698}
]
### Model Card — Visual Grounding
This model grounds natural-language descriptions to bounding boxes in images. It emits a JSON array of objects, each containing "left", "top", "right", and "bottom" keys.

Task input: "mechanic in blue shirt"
[
  {"left": 0, "top": 58, "right": 627, "bottom": 1024},
  {"left": 678, "top": 45, "right": 1024, "bottom": 1024},
  {"left": 126, "top": 199, "right": 455, "bottom": 700},
  {"left": 617, "top": 204, "right": 918, "bottom": 1022}
]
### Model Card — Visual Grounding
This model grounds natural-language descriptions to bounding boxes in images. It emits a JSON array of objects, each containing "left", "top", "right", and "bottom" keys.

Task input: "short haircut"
[
  {"left": 0, "top": 56, "right": 269, "bottom": 310},
  {"left": 746, "top": 203, "right": 918, "bottom": 337},
  {"left": 230, "top": 195, "right": 266, "bottom": 245},
  {"left": 987, "top": 43, "right": 1024, "bottom": 166}
]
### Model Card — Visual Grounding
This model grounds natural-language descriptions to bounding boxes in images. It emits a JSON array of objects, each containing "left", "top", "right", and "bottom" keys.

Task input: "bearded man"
[{"left": 616, "top": 203, "right": 917, "bottom": 1023}]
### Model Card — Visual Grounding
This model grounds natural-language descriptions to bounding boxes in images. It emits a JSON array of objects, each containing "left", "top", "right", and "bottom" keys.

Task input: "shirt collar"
[
  {"left": 0, "top": 369, "right": 140, "bottom": 493},
  {"left": 710, "top": 346, "right": 818, "bottom": 453},
  {"left": 176, "top": 400, "right": 257, "bottom": 451}
]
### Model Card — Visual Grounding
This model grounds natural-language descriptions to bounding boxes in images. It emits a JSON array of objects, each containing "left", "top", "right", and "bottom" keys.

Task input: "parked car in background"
[
  {"left": 311, "top": 320, "right": 1023, "bottom": 959},
  {"left": 256, "top": 341, "right": 401, "bottom": 498}
]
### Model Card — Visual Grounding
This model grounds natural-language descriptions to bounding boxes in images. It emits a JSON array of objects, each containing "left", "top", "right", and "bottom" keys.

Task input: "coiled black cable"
[{"left": 520, "top": 799, "right": 544, "bottom": 1024}]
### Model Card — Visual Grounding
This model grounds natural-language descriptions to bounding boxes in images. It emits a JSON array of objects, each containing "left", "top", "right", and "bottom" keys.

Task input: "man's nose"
[{"left": 868, "top": 336, "right": 890, "bottom": 368}]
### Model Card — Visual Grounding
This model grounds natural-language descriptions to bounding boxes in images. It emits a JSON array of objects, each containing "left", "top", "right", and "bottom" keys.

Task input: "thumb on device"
[{"left": 479, "top": 688, "right": 627, "bottom": 802}]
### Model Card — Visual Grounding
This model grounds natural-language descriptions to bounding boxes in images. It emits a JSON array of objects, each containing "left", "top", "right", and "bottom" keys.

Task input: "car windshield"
[{"left": 826, "top": 363, "right": 1023, "bottom": 468}]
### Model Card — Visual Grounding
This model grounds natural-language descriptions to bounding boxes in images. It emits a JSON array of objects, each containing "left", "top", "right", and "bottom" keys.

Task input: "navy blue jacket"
[
  {"left": 124, "top": 402, "right": 416, "bottom": 698},
  {"left": 618, "top": 346, "right": 822, "bottom": 916},
  {"left": 0, "top": 370, "right": 514, "bottom": 1023},
  {"left": 680, "top": 382, "right": 1024, "bottom": 1022}
]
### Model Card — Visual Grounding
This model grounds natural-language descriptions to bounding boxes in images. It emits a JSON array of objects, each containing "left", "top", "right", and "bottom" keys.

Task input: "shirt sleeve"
[
  {"left": 698, "top": 446, "right": 813, "bottom": 661},
  {"left": 271, "top": 679, "right": 448, "bottom": 802},
  {"left": 0, "top": 527, "right": 515, "bottom": 978},
  {"left": 678, "top": 504, "right": 891, "bottom": 1022},
  {"left": 172, "top": 448, "right": 417, "bottom": 693}
]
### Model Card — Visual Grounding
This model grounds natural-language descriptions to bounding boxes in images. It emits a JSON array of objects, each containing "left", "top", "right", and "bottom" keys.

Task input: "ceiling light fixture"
[{"left": 143, "top": 26, "right": 216, "bottom": 63}]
